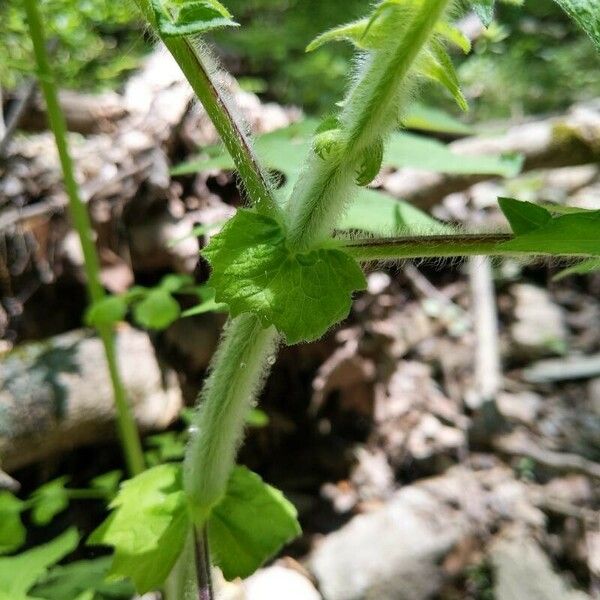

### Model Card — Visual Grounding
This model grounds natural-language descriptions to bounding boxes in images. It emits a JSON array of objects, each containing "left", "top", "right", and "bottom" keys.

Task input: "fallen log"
[
  {"left": 383, "top": 103, "right": 600, "bottom": 208},
  {"left": 0, "top": 326, "right": 182, "bottom": 472}
]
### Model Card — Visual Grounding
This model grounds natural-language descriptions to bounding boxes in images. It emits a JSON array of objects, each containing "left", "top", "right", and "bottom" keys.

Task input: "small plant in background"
[{"left": 4, "top": 0, "right": 599, "bottom": 598}]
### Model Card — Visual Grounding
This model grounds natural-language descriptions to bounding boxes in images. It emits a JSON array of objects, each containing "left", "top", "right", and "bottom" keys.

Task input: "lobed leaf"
[
  {"left": 88, "top": 464, "right": 300, "bottom": 591},
  {"left": 0, "top": 528, "right": 79, "bottom": 600},
  {"left": 203, "top": 210, "right": 366, "bottom": 344},
  {"left": 88, "top": 464, "right": 189, "bottom": 594},
  {"left": 0, "top": 492, "right": 26, "bottom": 555},
  {"left": 30, "top": 477, "right": 70, "bottom": 526}
]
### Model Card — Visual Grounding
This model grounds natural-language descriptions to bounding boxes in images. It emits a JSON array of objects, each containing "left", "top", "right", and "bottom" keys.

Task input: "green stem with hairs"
[
  {"left": 342, "top": 233, "right": 599, "bottom": 261},
  {"left": 286, "top": 0, "right": 452, "bottom": 249},
  {"left": 132, "top": 0, "right": 280, "bottom": 220},
  {"left": 24, "top": 0, "right": 145, "bottom": 476}
]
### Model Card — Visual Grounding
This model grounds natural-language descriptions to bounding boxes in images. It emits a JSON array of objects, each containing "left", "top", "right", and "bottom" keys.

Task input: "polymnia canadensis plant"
[{"left": 18, "top": 0, "right": 600, "bottom": 598}]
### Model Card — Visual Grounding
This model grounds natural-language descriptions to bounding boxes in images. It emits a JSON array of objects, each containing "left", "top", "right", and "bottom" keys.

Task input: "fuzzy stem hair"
[{"left": 285, "top": 0, "right": 453, "bottom": 250}]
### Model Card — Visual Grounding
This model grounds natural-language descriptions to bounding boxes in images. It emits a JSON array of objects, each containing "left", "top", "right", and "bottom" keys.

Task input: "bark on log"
[{"left": 0, "top": 327, "right": 182, "bottom": 472}]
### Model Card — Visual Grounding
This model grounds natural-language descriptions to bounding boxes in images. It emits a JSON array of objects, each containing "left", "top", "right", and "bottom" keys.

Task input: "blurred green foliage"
[
  {"left": 456, "top": 0, "right": 600, "bottom": 120},
  {"left": 2, "top": 0, "right": 599, "bottom": 118},
  {"left": 0, "top": 0, "right": 145, "bottom": 90}
]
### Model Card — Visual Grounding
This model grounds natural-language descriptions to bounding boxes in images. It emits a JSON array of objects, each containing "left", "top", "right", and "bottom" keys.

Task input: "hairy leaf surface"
[{"left": 204, "top": 210, "right": 366, "bottom": 343}]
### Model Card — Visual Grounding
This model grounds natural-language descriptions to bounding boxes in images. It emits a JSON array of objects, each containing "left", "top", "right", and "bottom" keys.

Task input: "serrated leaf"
[
  {"left": 553, "top": 257, "right": 600, "bottom": 280},
  {"left": 132, "top": 288, "right": 180, "bottom": 330},
  {"left": 0, "top": 492, "right": 26, "bottom": 555},
  {"left": 31, "top": 557, "right": 134, "bottom": 600},
  {"left": 152, "top": 0, "right": 238, "bottom": 37},
  {"left": 0, "top": 528, "right": 79, "bottom": 599},
  {"left": 30, "top": 477, "right": 70, "bottom": 526},
  {"left": 472, "top": 0, "right": 495, "bottom": 26},
  {"left": 355, "top": 138, "right": 384, "bottom": 186},
  {"left": 498, "top": 197, "right": 552, "bottom": 235},
  {"left": 85, "top": 296, "right": 127, "bottom": 328},
  {"left": 552, "top": 0, "right": 600, "bottom": 51},
  {"left": 88, "top": 464, "right": 189, "bottom": 594},
  {"left": 208, "top": 466, "right": 301, "bottom": 580},
  {"left": 500, "top": 210, "right": 600, "bottom": 256},
  {"left": 203, "top": 210, "right": 366, "bottom": 344}
]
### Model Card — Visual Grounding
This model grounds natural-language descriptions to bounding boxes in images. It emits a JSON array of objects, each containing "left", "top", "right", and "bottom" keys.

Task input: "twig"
[
  {"left": 0, "top": 79, "right": 37, "bottom": 158},
  {"left": 494, "top": 431, "right": 600, "bottom": 479},
  {"left": 468, "top": 256, "right": 501, "bottom": 407}
]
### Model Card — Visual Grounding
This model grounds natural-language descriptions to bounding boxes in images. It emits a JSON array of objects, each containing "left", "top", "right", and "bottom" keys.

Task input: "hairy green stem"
[
  {"left": 342, "top": 233, "right": 598, "bottom": 260},
  {"left": 24, "top": 0, "right": 145, "bottom": 476},
  {"left": 183, "top": 314, "right": 278, "bottom": 523},
  {"left": 286, "top": 0, "right": 452, "bottom": 249},
  {"left": 132, "top": 0, "right": 280, "bottom": 219},
  {"left": 343, "top": 233, "right": 515, "bottom": 260}
]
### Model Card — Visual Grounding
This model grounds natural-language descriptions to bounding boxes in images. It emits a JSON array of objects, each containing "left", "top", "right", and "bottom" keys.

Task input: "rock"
[
  {"left": 496, "top": 391, "right": 542, "bottom": 424},
  {"left": 243, "top": 566, "right": 321, "bottom": 600},
  {"left": 491, "top": 531, "right": 590, "bottom": 600},
  {"left": 509, "top": 284, "right": 568, "bottom": 359}
]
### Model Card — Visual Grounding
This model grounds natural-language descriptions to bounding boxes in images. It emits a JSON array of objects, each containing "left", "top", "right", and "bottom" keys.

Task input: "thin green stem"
[
  {"left": 340, "top": 232, "right": 593, "bottom": 261},
  {"left": 132, "top": 0, "right": 280, "bottom": 220},
  {"left": 24, "top": 0, "right": 145, "bottom": 476}
]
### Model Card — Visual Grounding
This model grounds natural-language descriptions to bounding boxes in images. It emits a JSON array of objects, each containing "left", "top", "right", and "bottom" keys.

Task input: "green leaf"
[
  {"left": 306, "top": 18, "right": 371, "bottom": 52},
  {"left": 472, "top": 0, "right": 495, "bottom": 26},
  {"left": 88, "top": 464, "right": 189, "bottom": 594},
  {"left": 498, "top": 197, "right": 552, "bottom": 235},
  {"left": 31, "top": 557, "right": 134, "bottom": 600},
  {"left": 203, "top": 210, "right": 366, "bottom": 344},
  {"left": 553, "top": 257, "right": 600, "bottom": 280},
  {"left": 0, "top": 528, "right": 79, "bottom": 600},
  {"left": 30, "top": 477, "right": 70, "bottom": 526},
  {"left": 402, "top": 104, "right": 474, "bottom": 136},
  {"left": 418, "top": 41, "right": 468, "bottom": 111},
  {"left": 552, "top": 0, "right": 600, "bottom": 51},
  {"left": 159, "top": 273, "right": 195, "bottom": 293},
  {"left": 500, "top": 210, "right": 600, "bottom": 256},
  {"left": 208, "top": 466, "right": 301, "bottom": 580},
  {"left": 339, "top": 189, "right": 451, "bottom": 235},
  {"left": 245, "top": 408, "right": 269, "bottom": 428},
  {"left": 355, "top": 138, "right": 384, "bottom": 186},
  {"left": 152, "top": 0, "right": 238, "bottom": 37},
  {"left": 0, "top": 492, "right": 26, "bottom": 555},
  {"left": 89, "top": 470, "right": 122, "bottom": 497},
  {"left": 132, "top": 288, "right": 180, "bottom": 330},
  {"left": 85, "top": 296, "right": 127, "bottom": 328},
  {"left": 385, "top": 131, "right": 523, "bottom": 176}
]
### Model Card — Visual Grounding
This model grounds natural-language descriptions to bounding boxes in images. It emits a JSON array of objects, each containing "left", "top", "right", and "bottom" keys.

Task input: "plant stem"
[
  {"left": 183, "top": 314, "right": 278, "bottom": 524},
  {"left": 286, "top": 0, "right": 452, "bottom": 250},
  {"left": 193, "top": 527, "right": 214, "bottom": 600},
  {"left": 24, "top": 0, "right": 145, "bottom": 476},
  {"left": 341, "top": 233, "right": 596, "bottom": 261},
  {"left": 132, "top": 0, "right": 280, "bottom": 220}
]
